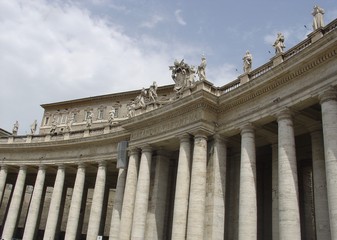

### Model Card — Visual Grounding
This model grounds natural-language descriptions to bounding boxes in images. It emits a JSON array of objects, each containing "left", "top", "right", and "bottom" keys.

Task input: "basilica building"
[{"left": 0, "top": 11, "right": 337, "bottom": 240}]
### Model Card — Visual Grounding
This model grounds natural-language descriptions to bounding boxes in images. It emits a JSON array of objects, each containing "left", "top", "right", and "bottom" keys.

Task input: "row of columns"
[
  {"left": 0, "top": 161, "right": 115, "bottom": 240},
  {"left": 1, "top": 89, "right": 337, "bottom": 239}
]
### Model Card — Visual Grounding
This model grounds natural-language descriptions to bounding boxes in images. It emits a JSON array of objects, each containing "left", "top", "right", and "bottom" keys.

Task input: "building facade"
[{"left": 0, "top": 18, "right": 337, "bottom": 240}]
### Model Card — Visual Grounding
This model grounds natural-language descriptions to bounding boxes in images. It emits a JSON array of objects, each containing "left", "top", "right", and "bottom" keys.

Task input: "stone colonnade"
[{"left": 0, "top": 90, "right": 337, "bottom": 239}]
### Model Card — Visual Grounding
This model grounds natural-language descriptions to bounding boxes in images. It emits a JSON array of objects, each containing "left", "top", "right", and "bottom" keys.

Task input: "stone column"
[
  {"left": 311, "top": 129, "right": 331, "bottom": 240},
  {"left": 119, "top": 148, "right": 140, "bottom": 240},
  {"left": 205, "top": 134, "right": 227, "bottom": 240},
  {"left": 272, "top": 144, "right": 279, "bottom": 240},
  {"left": 186, "top": 133, "right": 208, "bottom": 240},
  {"left": 171, "top": 134, "right": 191, "bottom": 240},
  {"left": 131, "top": 145, "right": 152, "bottom": 239},
  {"left": 277, "top": 109, "right": 301, "bottom": 240},
  {"left": 238, "top": 124, "right": 257, "bottom": 240},
  {"left": 23, "top": 165, "right": 46, "bottom": 240},
  {"left": 0, "top": 165, "right": 8, "bottom": 206},
  {"left": 1, "top": 165, "right": 27, "bottom": 240},
  {"left": 109, "top": 168, "right": 127, "bottom": 240},
  {"left": 87, "top": 161, "right": 107, "bottom": 240},
  {"left": 145, "top": 150, "right": 170, "bottom": 240},
  {"left": 320, "top": 89, "right": 337, "bottom": 240},
  {"left": 43, "top": 165, "right": 66, "bottom": 240},
  {"left": 65, "top": 163, "right": 86, "bottom": 240}
]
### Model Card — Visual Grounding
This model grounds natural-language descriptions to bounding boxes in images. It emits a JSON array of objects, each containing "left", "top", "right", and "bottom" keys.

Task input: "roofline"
[{"left": 41, "top": 84, "right": 175, "bottom": 109}]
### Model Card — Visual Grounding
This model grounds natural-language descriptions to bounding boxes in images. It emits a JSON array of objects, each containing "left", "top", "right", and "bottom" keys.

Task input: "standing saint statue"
[
  {"left": 273, "top": 33, "right": 286, "bottom": 54},
  {"left": 30, "top": 120, "right": 37, "bottom": 135},
  {"left": 148, "top": 81, "right": 158, "bottom": 102},
  {"left": 108, "top": 107, "right": 116, "bottom": 125},
  {"left": 12, "top": 121, "right": 19, "bottom": 136},
  {"left": 243, "top": 51, "right": 252, "bottom": 73},
  {"left": 197, "top": 55, "right": 207, "bottom": 81},
  {"left": 86, "top": 111, "right": 93, "bottom": 128},
  {"left": 312, "top": 5, "right": 325, "bottom": 30}
]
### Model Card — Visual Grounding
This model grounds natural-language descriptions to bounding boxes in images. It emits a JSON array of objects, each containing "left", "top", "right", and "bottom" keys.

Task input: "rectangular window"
[
  {"left": 44, "top": 117, "right": 49, "bottom": 125},
  {"left": 61, "top": 114, "right": 67, "bottom": 124},
  {"left": 98, "top": 109, "right": 104, "bottom": 120}
]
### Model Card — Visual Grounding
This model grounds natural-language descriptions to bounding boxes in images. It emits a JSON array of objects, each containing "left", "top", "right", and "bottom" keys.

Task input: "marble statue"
[
  {"left": 12, "top": 121, "right": 19, "bottom": 136},
  {"left": 86, "top": 111, "right": 93, "bottom": 128},
  {"left": 197, "top": 55, "right": 207, "bottom": 81},
  {"left": 135, "top": 88, "right": 147, "bottom": 108},
  {"left": 50, "top": 117, "right": 57, "bottom": 134},
  {"left": 312, "top": 5, "right": 325, "bottom": 30},
  {"left": 243, "top": 51, "right": 252, "bottom": 73},
  {"left": 273, "top": 33, "right": 286, "bottom": 54},
  {"left": 108, "top": 107, "right": 116, "bottom": 124},
  {"left": 127, "top": 101, "right": 136, "bottom": 118},
  {"left": 169, "top": 59, "right": 195, "bottom": 96},
  {"left": 66, "top": 117, "right": 74, "bottom": 132},
  {"left": 148, "top": 81, "right": 158, "bottom": 102},
  {"left": 30, "top": 120, "right": 37, "bottom": 135}
]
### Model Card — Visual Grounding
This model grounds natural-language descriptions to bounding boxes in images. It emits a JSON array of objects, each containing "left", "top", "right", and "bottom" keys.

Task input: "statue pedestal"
[
  {"left": 84, "top": 129, "right": 90, "bottom": 137},
  {"left": 104, "top": 126, "right": 110, "bottom": 134},
  {"left": 64, "top": 132, "right": 70, "bottom": 140},
  {"left": 310, "top": 28, "right": 324, "bottom": 43},
  {"left": 272, "top": 53, "right": 284, "bottom": 67},
  {"left": 45, "top": 134, "right": 51, "bottom": 142},
  {"left": 240, "top": 74, "right": 250, "bottom": 84},
  {"left": 26, "top": 135, "right": 32, "bottom": 143}
]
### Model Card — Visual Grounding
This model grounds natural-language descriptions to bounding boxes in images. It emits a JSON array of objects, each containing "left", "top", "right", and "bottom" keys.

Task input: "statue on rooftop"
[
  {"left": 273, "top": 32, "right": 286, "bottom": 54},
  {"left": 243, "top": 51, "right": 252, "bottom": 73},
  {"left": 148, "top": 81, "right": 158, "bottom": 102},
  {"left": 169, "top": 59, "right": 195, "bottom": 96},
  {"left": 108, "top": 107, "right": 116, "bottom": 124},
  {"left": 50, "top": 117, "right": 57, "bottom": 134},
  {"left": 65, "top": 116, "right": 74, "bottom": 132},
  {"left": 197, "top": 55, "right": 207, "bottom": 81},
  {"left": 312, "top": 5, "right": 325, "bottom": 30},
  {"left": 135, "top": 88, "right": 147, "bottom": 108},
  {"left": 86, "top": 111, "right": 93, "bottom": 128},
  {"left": 30, "top": 120, "right": 37, "bottom": 135},
  {"left": 127, "top": 101, "right": 136, "bottom": 118},
  {"left": 12, "top": 121, "right": 19, "bottom": 136}
]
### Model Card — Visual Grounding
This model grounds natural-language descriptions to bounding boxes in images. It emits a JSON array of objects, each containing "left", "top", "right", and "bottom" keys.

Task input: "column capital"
[
  {"left": 276, "top": 108, "right": 293, "bottom": 122},
  {"left": 240, "top": 123, "right": 255, "bottom": 135},
  {"left": 77, "top": 162, "right": 86, "bottom": 169},
  {"left": 37, "top": 164, "right": 46, "bottom": 170},
  {"left": 0, "top": 165, "right": 8, "bottom": 171},
  {"left": 98, "top": 160, "right": 107, "bottom": 167},
  {"left": 177, "top": 133, "right": 191, "bottom": 143},
  {"left": 128, "top": 147, "right": 140, "bottom": 156},
  {"left": 56, "top": 164, "right": 66, "bottom": 170},
  {"left": 19, "top": 165, "right": 27, "bottom": 171},
  {"left": 140, "top": 145, "right": 152, "bottom": 153},
  {"left": 319, "top": 88, "right": 337, "bottom": 104}
]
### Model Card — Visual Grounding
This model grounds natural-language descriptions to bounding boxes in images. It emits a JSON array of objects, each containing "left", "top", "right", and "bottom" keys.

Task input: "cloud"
[
  {"left": 0, "top": 0, "right": 173, "bottom": 134},
  {"left": 141, "top": 14, "right": 164, "bottom": 28},
  {"left": 208, "top": 63, "right": 238, "bottom": 86},
  {"left": 175, "top": 9, "right": 186, "bottom": 26}
]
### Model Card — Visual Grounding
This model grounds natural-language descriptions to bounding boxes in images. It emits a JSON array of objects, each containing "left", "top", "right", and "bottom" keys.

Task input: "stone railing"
[
  {"left": 221, "top": 17, "right": 337, "bottom": 94},
  {"left": 0, "top": 124, "right": 124, "bottom": 144}
]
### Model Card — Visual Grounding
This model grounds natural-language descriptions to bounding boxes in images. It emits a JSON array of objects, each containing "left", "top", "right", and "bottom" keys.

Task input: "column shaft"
[
  {"left": 272, "top": 144, "right": 279, "bottom": 240},
  {"left": 87, "top": 161, "right": 107, "bottom": 240},
  {"left": 65, "top": 164, "right": 86, "bottom": 240},
  {"left": 119, "top": 149, "right": 140, "bottom": 240},
  {"left": 131, "top": 146, "right": 152, "bottom": 239},
  {"left": 0, "top": 166, "right": 8, "bottom": 206},
  {"left": 186, "top": 133, "right": 208, "bottom": 240},
  {"left": 320, "top": 90, "right": 337, "bottom": 239},
  {"left": 43, "top": 165, "right": 66, "bottom": 240},
  {"left": 171, "top": 134, "right": 191, "bottom": 240},
  {"left": 109, "top": 168, "right": 127, "bottom": 240},
  {"left": 238, "top": 124, "right": 257, "bottom": 240},
  {"left": 145, "top": 151, "right": 170, "bottom": 240},
  {"left": 1, "top": 166, "right": 27, "bottom": 240},
  {"left": 23, "top": 165, "right": 46, "bottom": 240},
  {"left": 277, "top": 110, "right": 301, "bottom": 240}
]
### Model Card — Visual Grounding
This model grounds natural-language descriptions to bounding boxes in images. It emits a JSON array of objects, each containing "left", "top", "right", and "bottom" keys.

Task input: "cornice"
[{"left": 219, "top": 42, "right": 337, "bottom": 113}]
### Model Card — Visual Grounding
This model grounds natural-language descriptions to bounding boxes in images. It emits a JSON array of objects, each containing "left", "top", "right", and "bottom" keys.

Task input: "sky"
[{"left": 0, "top": 0, "right": 337, "bottom": 135}]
